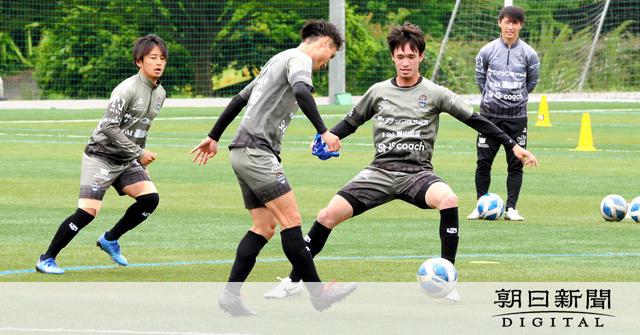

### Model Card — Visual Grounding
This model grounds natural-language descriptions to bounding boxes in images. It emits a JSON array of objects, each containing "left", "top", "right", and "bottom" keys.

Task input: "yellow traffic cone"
[
  {"left": 573, "top": 112, "right": 597, "bottom": 151},
  {"left": 535, "top": 95, "right": 552, "bottom": 127}
]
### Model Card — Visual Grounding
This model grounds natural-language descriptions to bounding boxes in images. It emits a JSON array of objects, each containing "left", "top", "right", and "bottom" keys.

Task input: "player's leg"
[
  {"left": 228, "top": 207, "right": 276, "bottom": 285},
  {"left": 105, "top": 180, "right": 159, "bottom": 241},
  {"left": 470, "top": 125, "right": 501, "bottom": 219},
  {"left": 280, "top": 194, "right": 354, "bottom": 285},
  {"left": 228, "top": 147, "right": 321, "bottom": 284},
  {"left": 503, "top": 117, "right": 528, "bottom": 220},
  {"left": 286, "top": 167, "right": 391, "bottom": 282},
  {"left": 265, "top": 191, "right": 322, "bottom": 285},
  {"left": 36, "top": 154, "right": 112, "bottom": 274},
  {"left": 220, "top": 179, "right": 275, "bottom": 316},
  {"left": 423, "top": 180, "right": 459, "bottom": 265},
  {"left": 97, "top": 162, "right": 159, "bottom": 266},
  {"left": 265, "top": 190, "right": 357, "bottom": 310},
  {"left": 404, "top": 173, "right": 460, "bottom": 302},
  {"left": 36, "top": 200, "right": 98, "bottom": 275},
  {"left": 267, "top": 168, "right": 391, "bottom": 299}
]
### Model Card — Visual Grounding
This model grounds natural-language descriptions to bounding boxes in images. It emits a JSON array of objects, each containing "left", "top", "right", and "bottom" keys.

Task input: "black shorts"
[{"left": 337, "top": 166, "right": 444, "bottom": 216}]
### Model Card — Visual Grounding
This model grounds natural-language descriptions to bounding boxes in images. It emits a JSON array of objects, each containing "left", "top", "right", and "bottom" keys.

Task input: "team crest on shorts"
[
  {"left": 418, "top": 95, "right": 427, "bottom": 108},
  {"left": 516, "top": 134, "right": 527, "bottom": 146},
  {"left": 275, "top": 172, "right": 286, "bottom": 184}
]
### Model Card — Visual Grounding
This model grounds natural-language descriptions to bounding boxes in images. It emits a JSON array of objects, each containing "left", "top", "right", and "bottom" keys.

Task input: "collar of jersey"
[
  {"left": 391, "top": 76, "right": 423, "bottom": 88},
  {"left": 137, "top": 71, "right": 160, "bottom": 89},
  {"left": 499, "top": 36, "right": 520, "bottom": 48}
]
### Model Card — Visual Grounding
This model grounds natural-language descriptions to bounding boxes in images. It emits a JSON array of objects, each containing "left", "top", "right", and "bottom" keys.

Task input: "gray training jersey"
[
  {"left": 476, "top": 37, "right": 539, "bottom": 118},
  {"left": 229, "top": 48, "right": 313, "bottom": 156},
  {"left": 344, "top": 77, "right": 474, "bottom": 173},
  {"left": 85, "top": 72, "right": 166, "bottom": 164}
]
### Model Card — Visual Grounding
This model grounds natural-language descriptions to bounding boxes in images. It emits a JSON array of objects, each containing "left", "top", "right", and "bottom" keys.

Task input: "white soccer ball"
[
  {"left": 628, "top": 196, "right": 640, "bottom": 223},
  {"left": 600, "top": 194, "right": 627, "bottom": 222},
  {"left": 417, "top": 257, "right": 458, "bottom": 298},
  {"left": 476, "top": 193, "right": 505, "bottom": 220}
]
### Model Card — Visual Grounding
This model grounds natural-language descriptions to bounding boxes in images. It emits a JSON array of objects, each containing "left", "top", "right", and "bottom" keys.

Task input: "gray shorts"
[
  {"left": 229, "top": 147, "right": 292, "bottom": 209},
  {"left": 337, "top": 166, "right": 444, "bottom": 216},
  {"left": 79, "top": 153, "right": 150, "bottom": 200}
]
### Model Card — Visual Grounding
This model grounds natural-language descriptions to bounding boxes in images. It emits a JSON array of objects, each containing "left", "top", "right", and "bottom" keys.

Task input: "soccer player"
[
  {"left": 190, "top": 20, "right": 356, "bottom": 316},
  {"left": 263, "top": 22, "right": 538, "bottom": 299},
  {"left": 467, "top": 6, "right": 540, "bottom": 221},
  {"left": 35, "top": 34, "right": 167, "bottom": 274}
]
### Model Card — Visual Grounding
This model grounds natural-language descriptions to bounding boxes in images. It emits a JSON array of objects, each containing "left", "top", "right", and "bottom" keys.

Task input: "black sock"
[
  {"left": 105, "top": 193, "right": 159, "bottom": 241},
  {"left": 227, "top": 230, "right": 268, "bottom": 295},
  {"left": 439, "top": 207, "right": 459, "bottom": 265},
  {"left": 289, "top": 220, "right": 332, "bottom": 282},
  {"left": 281, "top": 226, "right": 322, "bottom": 295},
  {"left": 42, "top": 208, "right": 94, "bottom": 260}
]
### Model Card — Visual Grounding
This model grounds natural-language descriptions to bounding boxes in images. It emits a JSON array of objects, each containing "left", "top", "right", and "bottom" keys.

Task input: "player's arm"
[
  {"left": 329, "top": 120, "right": 357, "bottom": 139},
  {"left": 208, "top": 94, "right": 249, "bottom": 141},
  {"left": 526, "top": 51, "right": 540, "bottom": 93},
  {"left": 292, "top": 81, "right": 340, "bottom": 152},
  {"left": 100, "top": 93, "right": 147, "bottom": 160},
  {"left": 463, "top": 113, "right": 538, "bottom": 167},
  {"left": 475, "top": 49, "right": 488, "bottom": 94},
  {"left": 329, "top": 85, "right": 377, "bottom": 140},
  {"left": 190, "top": 93, "right": 249, "bottom": 165},
  {"left": 439, "top": 87, "right": 538, "bottom": 167}
]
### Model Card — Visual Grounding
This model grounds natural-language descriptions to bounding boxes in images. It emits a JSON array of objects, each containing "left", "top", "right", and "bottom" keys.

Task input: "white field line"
[{"left": 0, "top": 108, "right": 639, "bottom": 124}]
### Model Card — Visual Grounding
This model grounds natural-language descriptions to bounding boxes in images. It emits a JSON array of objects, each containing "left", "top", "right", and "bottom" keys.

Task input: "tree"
[{"left": 155, "top": 1, "right": 235, "bottom": 96}]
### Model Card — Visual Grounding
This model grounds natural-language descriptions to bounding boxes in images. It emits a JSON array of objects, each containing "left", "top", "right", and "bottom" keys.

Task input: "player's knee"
[
  {"left": 508, "top": 162, "right": 524, "bottom": 173},
  {"left": 252, "top": 226, "right": 275, "bottom": 240},
  {"left": 476, "top": 159, "right": 493, "bottom": 171},
  {"left": 280, "top": 211, "right": 302, "bottom": 229},
  {"left": 80, "top": 207, "right": 100, "bottom": 217},
  {"left": 136, "top": 192, "right": 159, "bottom": 213},
  {"left": 437, "top": 193, "right": 458, "bottom": 210},
  {"left": 316, "top": 207, "right": 341, "bottom": 228}
]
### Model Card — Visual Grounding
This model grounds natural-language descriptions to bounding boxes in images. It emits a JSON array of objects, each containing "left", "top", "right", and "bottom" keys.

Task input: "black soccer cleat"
[
  {"left": 310, "top": 282, "right": 357, "bottom": 312},
  {"left": 218, "top": 288, "right": 257, "bottom": 316}
]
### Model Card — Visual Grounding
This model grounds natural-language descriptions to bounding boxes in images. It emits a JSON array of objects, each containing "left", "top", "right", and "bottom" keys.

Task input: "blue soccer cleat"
[
  {"left": 36, "top": 256, "right": 64, "bottom": 275},
  {"left": 96, "top": 232, "right": 128, "bottom": 266},
  {"left": 311, "top": 133, "right": 340, "bottom": 160}
]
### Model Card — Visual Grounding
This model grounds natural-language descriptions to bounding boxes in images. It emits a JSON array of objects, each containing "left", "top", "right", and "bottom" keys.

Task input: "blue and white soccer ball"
[
  {"left": 628, "top": 196, "right": 640, "bottom": 223},
  {"left": 476, "top": 193, "right": 505, "bottom": 220},
  {"left": 600, "top": 194, "right": 627, "bottom": 222},
  {"left": 417, "top": 257, "right": 458, "bottom": 298}
]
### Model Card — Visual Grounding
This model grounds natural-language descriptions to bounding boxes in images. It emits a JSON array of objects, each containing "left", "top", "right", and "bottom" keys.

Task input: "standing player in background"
[
  {"left": 467, "top": 6, "right": 540, "bottom": 221},
  {"left": 36, "top": 34, "right": 167, "bottom": 274},
  {"left": 190, "top": 20, "right": 356, "bottom": 316},
  {"left": 264, "top": 22, "right": 539, "bottom": 300}
]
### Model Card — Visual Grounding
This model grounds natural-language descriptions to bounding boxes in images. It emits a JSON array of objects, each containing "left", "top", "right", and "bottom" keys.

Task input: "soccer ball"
[
  {"left": 628, "top": 196, "right": 640, "bottom": 223},
  {"left": 476, "top": 193, "right": 505, "bottom": 220},
  {"left": 600, "top": 194, "right": 627, "bottom": 222},
  {"left": 417, "top": 257, "right": 458, "bottom": 298}
]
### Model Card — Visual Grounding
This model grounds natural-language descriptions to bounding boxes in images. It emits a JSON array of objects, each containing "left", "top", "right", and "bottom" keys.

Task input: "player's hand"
[
  {"left": 190, "top": 136, "right": 218, "bottom": 165},
  {"left": 320, "top": 131, "right": 341, "bottom": 152},
  {"left": 311, "top": 133, "right": 340, "bottom": 160},
  {"left": 512, "top": 145, "right": 539, "bottom": 167},
  {"left": 138, "top": 149, "right": 157, "bottom": 166}
]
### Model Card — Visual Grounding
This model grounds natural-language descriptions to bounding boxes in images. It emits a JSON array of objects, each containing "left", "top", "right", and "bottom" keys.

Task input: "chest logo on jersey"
[{"left": 418, "top": 95, "right": 427, "bottom": 108}]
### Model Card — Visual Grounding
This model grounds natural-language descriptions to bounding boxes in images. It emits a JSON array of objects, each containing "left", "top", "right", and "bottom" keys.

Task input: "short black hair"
[
  {"left": 300, "top": 19, "right": 344, "bottom": 50},
  {"left": 387, "top": 22, "right": 425, "bottom": 55},
  {"left": 132, "top": 34, "right": 168, "bottom": 65},
  {"left": 499, "top": 6, "right": 525, "bottom": 24}
]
